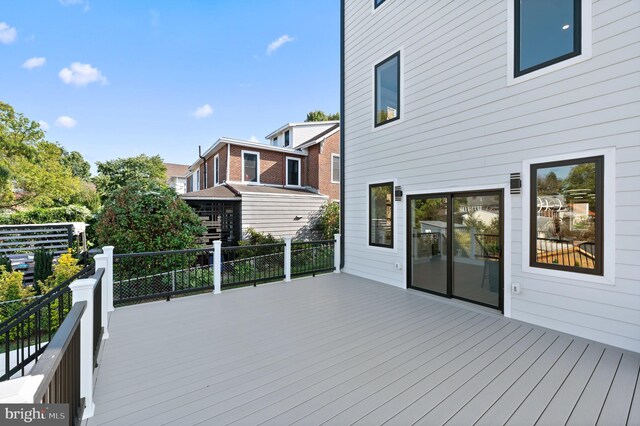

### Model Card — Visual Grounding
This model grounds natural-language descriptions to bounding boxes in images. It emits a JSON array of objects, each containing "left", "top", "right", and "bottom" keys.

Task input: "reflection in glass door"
[
  {"left": 409, "top": 196, "right": 448, "bottom": 295},
  {"left": 408, "top": 190, "right": 503, "bottom": 310}
]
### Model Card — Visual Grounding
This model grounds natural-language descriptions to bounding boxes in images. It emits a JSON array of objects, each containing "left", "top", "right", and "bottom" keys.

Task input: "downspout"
[{"left": 339, "top": 0, "right": 345, "bottom": 269}]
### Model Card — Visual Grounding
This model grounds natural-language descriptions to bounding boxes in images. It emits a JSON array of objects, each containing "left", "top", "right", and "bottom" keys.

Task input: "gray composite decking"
[{"left": 88, "top": 274, "right": 640, "bottom": 426}]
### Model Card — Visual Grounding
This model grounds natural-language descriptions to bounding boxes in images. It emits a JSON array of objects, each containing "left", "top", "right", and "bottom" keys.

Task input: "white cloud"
[
  {"left": 22, "top": 57, "right": 46, "bottom": 69},
  {"left": 55, "top": 116, "right": 77, "bottom": 128},
  {"left": 249, "top": 136, "right": 259, "bottom": 143},
  {"left": 266, "top": 34, "right": 294, "bottom": 55},
  {"left": 58, "top": 62, "right": 107, "bottom": 86},
  {"left": 38, "top": 121, "right": 49, "bottom": 131},
  {"left": 193, "top": 104, "right": 213, "bottom": 119},
  {"left": 0, "top": 22, "right": 17, "bottom": 44}
]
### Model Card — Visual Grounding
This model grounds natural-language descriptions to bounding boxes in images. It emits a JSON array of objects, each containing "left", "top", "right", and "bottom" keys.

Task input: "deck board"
[{"left": 87, "top": 273, "right": 640, "bottom": 426}]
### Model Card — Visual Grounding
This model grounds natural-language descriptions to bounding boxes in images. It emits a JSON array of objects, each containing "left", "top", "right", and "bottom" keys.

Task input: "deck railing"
[
  {"left": 536, "top": 237, "right": 596, "bottom": 269},
  {"left": 291, "top": 240, "right": 335, "bottom": 278},
  {"left": 221, "top": 243, "right": 286, "bottom": 288}
]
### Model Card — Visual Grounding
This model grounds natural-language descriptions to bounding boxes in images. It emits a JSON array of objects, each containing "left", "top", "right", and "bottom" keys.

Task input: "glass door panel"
[
  {"left": 409, "top": 196, "right": 448, "bottom": 295},
  {"left": 452, "top": 193, "right": 501, "bottom": 308}
]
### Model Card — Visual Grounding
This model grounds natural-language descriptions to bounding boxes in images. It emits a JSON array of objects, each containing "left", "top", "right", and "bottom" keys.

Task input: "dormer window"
[
  {"left": 272, "top": 137, "right": 278, "bottom": 146},
  {"left": 284, "top": 130, "right": 290, "bottom": 147}
]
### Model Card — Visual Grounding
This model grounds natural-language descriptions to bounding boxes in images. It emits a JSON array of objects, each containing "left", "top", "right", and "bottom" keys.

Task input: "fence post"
[
  {"left": 93, "top": 254, "right": 109, "bottom": 340},
  {"left": 213, "top": 241, "right": 221, "bottom": 294},
  {"left": 69, "top": 278, "right": 96, "bottom": 419},
  {"left": 334, "top": 233, "right": 341, "bottom": 273},
  {"left": 284, "top": 237, "right": 292, "bottom": 282},
  {"left": 102, "top": 246, "right": 115, "bottom": 312}
]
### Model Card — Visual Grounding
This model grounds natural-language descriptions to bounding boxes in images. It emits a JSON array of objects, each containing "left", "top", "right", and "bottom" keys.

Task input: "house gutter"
[{"left": 339, "top": 0, "right": 345, "bottom": 270}]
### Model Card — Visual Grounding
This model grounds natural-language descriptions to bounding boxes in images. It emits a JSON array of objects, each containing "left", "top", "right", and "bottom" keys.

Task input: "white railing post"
[
  {"left": 213, "top": 241, "right": 221, "bottom": 294},
  {"left": 334, "top": 233, "right": 341, "bottom": 273},
  {"left": 284, "top": 237, "right": 292, "bottom": 282},
  {"left": 102, "top": 246, "right": 115, "bottom": 312},
  {"left": 69, "top": 278, "right": 96, "bottom": 419},
  {"left": 93, "top": 254, "right": 110, "bottom": 340}
]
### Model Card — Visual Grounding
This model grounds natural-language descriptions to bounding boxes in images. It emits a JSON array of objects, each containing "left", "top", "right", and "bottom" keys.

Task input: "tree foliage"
[
  {"left": 94, "top": 182, "right": 205, "bottom": 253},
  {"left": 93, "top": 154, "right": 167, "bottom": 198},
  {"left": 62, "top": 150, "right": 91, "bottom": 180},
  {"left": 316, "top": 201, "right": 340, "bottom": 239},
  {"left": 304, "top": 110, "right": 340, "bottom": 122},
  {"left": 0, "top": 102, "right": 88, "bottom": 210}
]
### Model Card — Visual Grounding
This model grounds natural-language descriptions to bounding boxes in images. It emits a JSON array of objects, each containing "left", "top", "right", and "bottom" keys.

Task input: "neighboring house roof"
[
  {"left": 180, "top": 184, "right": 240, "bottom": 200},
  {"left": 264, "top": 121, "right": 340, "bottom": 140},
  {"left": 181, "top": 182, "right": 326, "bottom": 200},
  {"left": 189, "top": 137, "right": 306, "bottom": 170},
  {"left": 164, "top": 163, "right": 190, "bottom": 179},
  {"left": 231, "top": 184, "right": 326, "bottom": 197},
  {"left": 296, "top": 124, "right": 340, "bottom": 150}
]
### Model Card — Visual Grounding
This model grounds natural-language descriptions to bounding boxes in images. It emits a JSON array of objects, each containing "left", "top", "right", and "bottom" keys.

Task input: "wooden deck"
[{"left": 88, "top": 274, "right": 640, "bottom": 425}]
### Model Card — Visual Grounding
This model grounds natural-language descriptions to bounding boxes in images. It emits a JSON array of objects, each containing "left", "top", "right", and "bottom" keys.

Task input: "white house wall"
[
  {"left": 241, "top": 193, "right": 328, "bottom": 239},
  {"left": 343, "top": 0, "right": 640, "bottom": 351}
]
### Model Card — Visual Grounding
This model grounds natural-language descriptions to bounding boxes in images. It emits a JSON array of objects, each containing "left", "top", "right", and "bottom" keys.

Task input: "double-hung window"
[
  {"left": 284, "top": 130, "right": 290, "bottom": 147},
  {"left": 375, "top": 52, "right": 400, "bottom": 127},
  {"left": 243, "top": 152, "right": 259, "bottom": 183},
  {"left": 369, "top": 182, "right": 394, "bottom": 248},
  {"left": 286, "top": 157, "right": 300, "bottom": 186},
  {"left": 530, "top": 156, "right": 603, "bottom": 275},
  {"left": 331, "top": 154, "right": 340, "bottom": 184},
  {"left": 214, "top": 154, "right": 220, "bottom": 185},
  {"left": 514, "top": 0, "right": 583, "bottom": 78}
]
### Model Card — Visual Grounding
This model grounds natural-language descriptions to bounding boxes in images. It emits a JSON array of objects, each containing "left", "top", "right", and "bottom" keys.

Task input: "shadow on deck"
[{"left": 88, "top": 274, "right": 640, "bottom": 425}]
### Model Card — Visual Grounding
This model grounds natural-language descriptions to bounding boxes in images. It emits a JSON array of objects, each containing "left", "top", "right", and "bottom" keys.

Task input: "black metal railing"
[
  {"left": 473, "top": 233, "right": 501, "bottom": 259},
  {"left": 113, "top": 248, "right": 215, "bottom": 306},
  {"left": 93, "top": 268, "right": 104, "bottom": 367},
  {"left": 32, "top": 300, "right": 85, "bottom": 424},
  {"left": 291, "top": 240, "right": 335, "bottom": 278},
  {"left": 536, "top": 237, "right": 596, "bottom": 269},
  {"left": 0, "top": 264, "right": 95, "bottom": 382},
  {"left": 221, "top": 244, "right": 285, "bottom": 289}
]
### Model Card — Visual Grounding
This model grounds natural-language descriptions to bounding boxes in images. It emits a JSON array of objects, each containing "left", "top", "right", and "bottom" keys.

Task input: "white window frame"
[
  {"left": 507, "top": 0, "right": 592, "bottom": 86},
  {"left": 331, "top": 154, "right": 340, "bottom": 183},
  {"left": 521, "top": 148, "right": 615, "bottom": 286},
  {"left": 194, "top": 169, "right": 200, "bottom": 191},
  {"left": 285, "top": 156, "right": 301, "bottom": 187},
  {"left": 214, "top": 154, "right": 220, "bottom": 186},
  {"left": 241, "top": 150, "right": 260, "bottom": 184},
  {"left": 366, "top": 178, "right": 397, "bottom": 253},
  {"left": 372, "top": 47, "right": 404, "bottom": 131}
]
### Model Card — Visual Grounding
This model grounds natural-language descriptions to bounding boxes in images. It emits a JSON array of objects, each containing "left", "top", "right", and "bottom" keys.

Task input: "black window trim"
[
  {"left": 529, "top": 155, "right": 604, "bottom": 276},
  {"left": 374, "top": 51, "right": 401, "bottom": 128},
  {"left": 514, "top": 0, "right": 582, "bottom": 78},
  {"left": 368, "top": 181, "right": 394, "bottom": 249}
]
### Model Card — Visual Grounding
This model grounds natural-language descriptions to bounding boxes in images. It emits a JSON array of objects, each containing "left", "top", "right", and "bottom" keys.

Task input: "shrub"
[
  {"left": 33, "top": 248, "right": 54, "bottom": 295},
  {"left": 0, "top": 267, "right": 34, "bottom": 326},
  {"left": 94, "top": 182, "right": 205, "bottom": 254},
  {"left": 0, "top": 254, "right": 11, "bottom": 272},
  {"left": 39, "top": 250, "right": 82, "bottom": 294},
  {"left": 316, "top": 201, "right": 340, "bottom": 240},
  {"left": 0, "top": 204, "right": 93, "bottom": 225}
]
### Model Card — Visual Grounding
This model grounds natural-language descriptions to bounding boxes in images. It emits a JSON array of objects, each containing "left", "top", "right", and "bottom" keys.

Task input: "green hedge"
[{"left": 0, "top": 205, "right": 93, "bottom": 225}]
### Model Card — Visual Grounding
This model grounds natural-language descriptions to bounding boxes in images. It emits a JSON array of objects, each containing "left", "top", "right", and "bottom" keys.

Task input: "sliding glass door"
[{"left": 407, "top": 190, "right": 503, "bottom": 310}]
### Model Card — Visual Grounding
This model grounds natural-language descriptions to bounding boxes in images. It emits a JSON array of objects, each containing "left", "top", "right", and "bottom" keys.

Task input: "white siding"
[
  {"left": 292, "top": 123, "right": 338, "bottom": 148},
  {"left": 343, "top": 0, "right": 640, "bottom": 351},
  {"left": 241, "top": 193, "right": 328, "bottom": 239}
]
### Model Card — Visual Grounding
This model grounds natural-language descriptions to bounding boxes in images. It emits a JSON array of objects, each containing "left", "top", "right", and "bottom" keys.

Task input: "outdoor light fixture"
[
  {"left": 562, "top": 24, "right": 570, "bottom": 30},
  {"left": 294, "top": 216, "right": 302, "bottom": 221},
  {"left": 395, "top": 186, "right": 403, "bottom": 201}
]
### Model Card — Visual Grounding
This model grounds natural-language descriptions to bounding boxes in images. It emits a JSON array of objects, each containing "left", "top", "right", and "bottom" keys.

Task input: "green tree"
[
  {"left": 94, "top": 182, "right": 205, "bottom": 253},
  {"left": 316, "top": 201, "right": 340, "bottom": 239},
  {"left": 304, "top": 110, "right": 340, "bottom": 122},
  {"left": 93, "top": 154, "right": 167, "bottom": 198},
  {"left": 62, "top": 150, "right": 91, "bottom": 180},
  {"left": 0, "top": 102, "right": 84, "bottom": 210}
]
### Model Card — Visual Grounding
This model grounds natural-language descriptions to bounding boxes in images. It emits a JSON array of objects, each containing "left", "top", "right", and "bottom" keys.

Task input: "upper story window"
[
  {"left": 515, "top": 0, "right": 581, "bottom": 77},
  {"left": 374, "top": 0, "right": 386, "bottom": 9},
  {"left": 214, "top": 155, "right": 220, "bottom": 185},
  {"left": 331, "top": 154, "right": 340, "bottom": 183},
  {"left": 369, "top": 182, "right": 394, "bottom": 248},
  {"left": 530, "top": 156, "right": 603, "bottom": 275},
  {"left": 272, "top": 137, "right": 278, "bottom": 146},
  {"left": 286, "top": 157, "right": 300, "bottom": 186},
  {"left": 284, "top": 130, "right": 290, "bottom": 147},
  {"left": 375, "top": 52, "right": 400, "bottom": 127},
  {"left": 195, "top": 170, "right": 200, "bottom": 191},
  {"left": 243, "top": 151, "right": 259, "bottom": 183}
]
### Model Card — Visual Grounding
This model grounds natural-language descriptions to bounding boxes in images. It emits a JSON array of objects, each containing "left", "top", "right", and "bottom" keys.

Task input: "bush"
[
  {"left": 39, "top": 250, "right": 82, "bottom": 294},
  {"left": 0, "top": 204, "right": 93, "bottom": 225},
  {"left": 316, "top": 201, "right": 340, "bottom": 239},
  {"left": 94, "top": 182, "right": 205, "bottom": 254},
  {"left": 33, "top": 248, "right": 54, "bottom": 295},
  {"left": 0, "top": 267, "right": 34, "bottom": 327},
  {"left": 0, "top": 254, "right": 11, "bottom": 272}
]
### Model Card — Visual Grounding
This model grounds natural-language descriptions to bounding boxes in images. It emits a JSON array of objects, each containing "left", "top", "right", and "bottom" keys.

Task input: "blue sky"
[{"left": 0, "top": 0, "right": 340, "bottom": 171}]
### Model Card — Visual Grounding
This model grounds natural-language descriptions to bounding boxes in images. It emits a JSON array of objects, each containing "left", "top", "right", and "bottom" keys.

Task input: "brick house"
[{"left": 183, "top": 124, "right": 340, "bottom": 244}]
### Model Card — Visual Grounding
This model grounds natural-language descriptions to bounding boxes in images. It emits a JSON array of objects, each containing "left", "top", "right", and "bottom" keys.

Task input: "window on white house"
[
  {"left": 272, "top": 137, "right": 278, "bottom": 146},
  {"left": 284, "top": 130, "right": 290, "bottom": 147},
  {"left": 375, "top": 52, "right": 400, "bottom": 127},
  {"left": 214, "top": 155, "right": 220, "bottom": 185},
  {"left": 243, "top": 152, "right": 258, "bottom": 183},
  {"left": 515, "top": 0, "right": 581, "bottom": 77},
  {"left": 530, "top": 156, "right": 603, "bottom": 275},
  {"left": 331, "top": 154, "right": 340, "bottom": 183},
  {"left": 369, "top": 182, "right": 394, "bottom": 248},
  {"left": 286, "top": 158, "right": 300, "bottom": 186}
]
